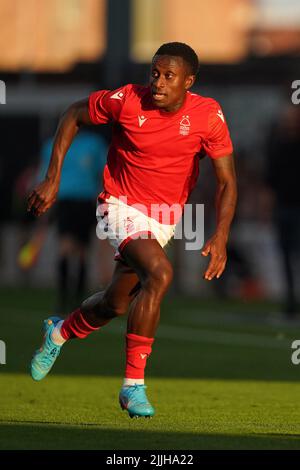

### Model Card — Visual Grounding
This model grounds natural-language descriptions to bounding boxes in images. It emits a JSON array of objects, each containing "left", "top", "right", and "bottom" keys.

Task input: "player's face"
[{"left": 150, "top": 55, "right": 195, "bottom": 112}]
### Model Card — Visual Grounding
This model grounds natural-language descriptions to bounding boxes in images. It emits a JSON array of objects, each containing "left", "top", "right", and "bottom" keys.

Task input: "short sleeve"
[
  {"left": 88, "top": 85, "right": 129, "bottom": 125},
  {"left": 202, "top": 101, "right": 233, "bottom": 159}
]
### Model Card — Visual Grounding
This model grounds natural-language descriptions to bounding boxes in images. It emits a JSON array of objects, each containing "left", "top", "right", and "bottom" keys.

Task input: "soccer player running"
[{"left": 28, "top": 42, "right": 237, "bottom": 418}]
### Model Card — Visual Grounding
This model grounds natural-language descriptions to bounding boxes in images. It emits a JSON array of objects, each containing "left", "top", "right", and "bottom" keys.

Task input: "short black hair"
[{"left": 153, "top": 42, "right": 199, "bottom": 75}]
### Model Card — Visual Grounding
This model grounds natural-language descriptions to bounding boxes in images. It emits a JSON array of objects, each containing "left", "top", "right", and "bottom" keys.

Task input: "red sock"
[
  {"left": 125, "top": 333, "right": 154, "bottom": 380},
  {"left": 60, "top": 308, "right": 100, "bottom": 340}
]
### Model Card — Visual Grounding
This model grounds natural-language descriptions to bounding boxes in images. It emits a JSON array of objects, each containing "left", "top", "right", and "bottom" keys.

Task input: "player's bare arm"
[
  {"left": 202, "top": 154, "right": 237, "bottom": 281},
  {"left": 27, "top": 99, "right": 92, "bottom": 217}
]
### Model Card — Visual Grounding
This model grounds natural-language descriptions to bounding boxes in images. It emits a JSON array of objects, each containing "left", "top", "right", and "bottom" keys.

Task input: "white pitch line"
[
  {"left": 173, "top": 309, "right": 300, "bottom": 331},
  {"left": 157, "top": 324, "right": 290, "bottom": 350},
  {"left": 3, "top": 308, "right": 292, "bottom": 350},
  {"left": 105, "top": 322, "right": 291, "bottom": 350}
]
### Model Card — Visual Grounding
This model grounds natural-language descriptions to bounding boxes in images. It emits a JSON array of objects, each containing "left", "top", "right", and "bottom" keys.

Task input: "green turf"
[{"left": 1, "top": 288, "right": 300, "bottom": 449}]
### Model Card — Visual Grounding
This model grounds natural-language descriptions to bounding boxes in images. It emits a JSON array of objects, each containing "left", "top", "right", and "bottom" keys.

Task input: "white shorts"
[{"left": 96, "top": 195, "right": 176, "bottom": 260}]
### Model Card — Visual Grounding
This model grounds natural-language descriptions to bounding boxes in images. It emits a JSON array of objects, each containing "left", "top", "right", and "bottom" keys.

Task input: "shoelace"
[
  {"left": 39, "top": 339, "right": 60, "bottom": 368},
  {"left": 124, "top": 385, "right": 149, "bottom": 405}
]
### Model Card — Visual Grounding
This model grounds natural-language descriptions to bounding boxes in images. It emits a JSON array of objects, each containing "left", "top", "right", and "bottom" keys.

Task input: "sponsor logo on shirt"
[
  {"left": 179, "top": 115, "right": 191, "bottom": 136},
  {"left": 110, "top": 91, "right": 124, "bottom": 100},
  {"left": 138, "top": 115, "right": 147, "bottom": 127}
]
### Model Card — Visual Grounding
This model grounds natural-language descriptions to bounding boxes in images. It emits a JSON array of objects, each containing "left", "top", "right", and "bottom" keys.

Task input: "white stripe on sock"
[{"left": 123, "top": 378, "right": 144, "bottom": 386}]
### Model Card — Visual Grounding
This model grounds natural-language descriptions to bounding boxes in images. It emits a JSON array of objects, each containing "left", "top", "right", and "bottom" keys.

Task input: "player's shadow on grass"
[{"left": 0, "top": 422, "right": 300, "bottom": 450}]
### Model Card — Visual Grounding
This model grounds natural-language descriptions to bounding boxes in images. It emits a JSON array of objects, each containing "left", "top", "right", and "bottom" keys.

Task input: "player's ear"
[{"left": 185, "top": 75, "right": 195, "bottom": 90}]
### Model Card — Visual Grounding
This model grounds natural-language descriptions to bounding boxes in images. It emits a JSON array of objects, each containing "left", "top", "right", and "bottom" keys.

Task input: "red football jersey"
[{"left": 89, "top": 84, "right": 233, "bottom": 224}]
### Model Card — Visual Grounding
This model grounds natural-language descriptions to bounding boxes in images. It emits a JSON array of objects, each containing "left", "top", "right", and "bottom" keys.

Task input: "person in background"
[
  {"left": 21, "top": 129, "right": 107, "bottom": 313},
  {"left": 266, "top": 105, "right": 300, "bottom": 318}
]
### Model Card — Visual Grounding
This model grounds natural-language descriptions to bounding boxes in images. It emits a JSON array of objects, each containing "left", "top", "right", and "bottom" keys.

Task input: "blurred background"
[{"left": 0, "top": 0, "right": 300, "bottom": 317}]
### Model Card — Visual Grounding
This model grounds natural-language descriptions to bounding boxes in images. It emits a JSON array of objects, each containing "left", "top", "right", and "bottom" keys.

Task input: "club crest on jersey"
[{"left": 179, "top": 115, "right": 191, "bottom": 136}]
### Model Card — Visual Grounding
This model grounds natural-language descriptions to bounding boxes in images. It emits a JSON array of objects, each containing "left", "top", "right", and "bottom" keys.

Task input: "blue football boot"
[
  {"left": 31, "top": 316, "right": 62, "bottom": 381},
  {"left": 119, "top": 384, "right": 155, "bottom": 418}
]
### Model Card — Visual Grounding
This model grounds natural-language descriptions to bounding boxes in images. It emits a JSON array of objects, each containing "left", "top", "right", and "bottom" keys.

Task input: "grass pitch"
[{"left": 1, "top": 288, "right": 300, "bottom": 450}]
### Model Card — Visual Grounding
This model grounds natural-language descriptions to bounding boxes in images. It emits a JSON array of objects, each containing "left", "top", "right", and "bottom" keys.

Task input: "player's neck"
[{"left": 160, "top": 94, "right": 187, "bottom": 113}]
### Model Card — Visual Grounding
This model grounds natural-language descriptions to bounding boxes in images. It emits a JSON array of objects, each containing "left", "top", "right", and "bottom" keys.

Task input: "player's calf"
[{"left": 80, "top": 291, "right": 128, "bottom": 327}]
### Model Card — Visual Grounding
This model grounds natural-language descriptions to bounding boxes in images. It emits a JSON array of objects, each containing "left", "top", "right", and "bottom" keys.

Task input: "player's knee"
[{"left": 146, "top": 258, "right": 173, "bottom": 294}]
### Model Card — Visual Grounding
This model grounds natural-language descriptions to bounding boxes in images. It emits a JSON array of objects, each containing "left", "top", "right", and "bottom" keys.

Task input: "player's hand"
[
  {"left": 201, "top": 232, "right": 227, "bottom": 281},
  {"left": 27, "top": 178, "right": 59, "bottom": 217}
]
